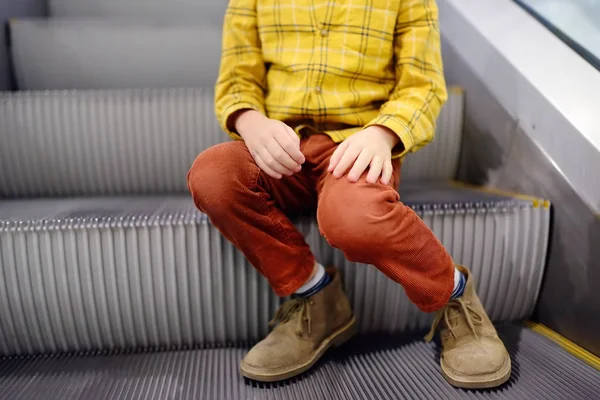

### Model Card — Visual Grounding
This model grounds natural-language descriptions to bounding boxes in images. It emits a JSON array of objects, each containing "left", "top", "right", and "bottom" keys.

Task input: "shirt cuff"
[
  {"left": 364, "top": 114, "right": 414, "bottom": 158},
  {"left": 220, "top": 101, "right": 266, "bottom": 140}
]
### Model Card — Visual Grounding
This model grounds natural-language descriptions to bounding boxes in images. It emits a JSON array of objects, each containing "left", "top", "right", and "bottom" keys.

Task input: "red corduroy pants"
[{"left": 188, "top": 134, "right": 454, "bottom": 312}]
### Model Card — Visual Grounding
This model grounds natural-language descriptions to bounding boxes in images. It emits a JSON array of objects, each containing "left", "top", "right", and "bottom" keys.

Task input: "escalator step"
[
  {"left": 0, "top": 183, "right": 550, "bottom": 355},
  {"left": 0, "top": 88, "right": 463, "bottom": 197},
  {"left": 48, "top": 0, "right": 229, "bottom": 22},
  {"left": 0, "top": 325, "right": 597, "bottom": 400}
]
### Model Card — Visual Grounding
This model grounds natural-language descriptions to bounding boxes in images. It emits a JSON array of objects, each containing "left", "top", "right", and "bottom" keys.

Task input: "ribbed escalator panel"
[
  {"left": 0, "top": 182, "right": 550, "bottom": 355},
  {"left": 0, "top": 88, "right": 463, "bottom": 197}
]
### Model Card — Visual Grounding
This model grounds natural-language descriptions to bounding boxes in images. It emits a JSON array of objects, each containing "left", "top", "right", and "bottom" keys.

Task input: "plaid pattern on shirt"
[{"left": 215, "top": 0, "right": 448, "bottom": 157}]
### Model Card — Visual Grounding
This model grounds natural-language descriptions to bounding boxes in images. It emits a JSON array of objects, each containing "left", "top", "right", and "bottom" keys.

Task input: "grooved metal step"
[
  {"left": 0, "top": 182, "right": 550, "bottom": 356},
  {"left": 0, "top": 326, "right": 597, "bottom": 400},
  {"left": 49, "top": 0, "right": 228, "bottom": 22},
  {"left": 0, "top": 88, "right": 463, "bottom": 197}
]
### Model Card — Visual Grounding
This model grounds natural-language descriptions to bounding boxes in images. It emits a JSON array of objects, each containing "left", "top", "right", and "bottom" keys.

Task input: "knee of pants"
[
  {"left": 318, "top": 182, "right": 399, "bottom": 256},
  {"left": 187, "top": 141, "right": 255, "bottom": 217},
  {"left": 318, "top": 196, "right": 375, "bottom": 255}
]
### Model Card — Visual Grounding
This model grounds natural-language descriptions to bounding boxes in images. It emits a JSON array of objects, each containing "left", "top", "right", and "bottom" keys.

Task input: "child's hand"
[
  {"left": 235, "top": 110, "right": 306, "bottom": 179},
  {"left": 328, "top": 126, "right": 400, "bottom": 185}
]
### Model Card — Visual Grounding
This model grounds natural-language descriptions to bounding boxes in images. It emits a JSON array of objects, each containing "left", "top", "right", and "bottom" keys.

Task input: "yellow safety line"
[
  {"left": 450, "top": 181, "right": 551, "bottom": 209},
  {"left": 448, "top": 86, "right": 464, "bottom": 95},
  {"left": 526, "top": 321, "right": 600, "bottom": 371}
]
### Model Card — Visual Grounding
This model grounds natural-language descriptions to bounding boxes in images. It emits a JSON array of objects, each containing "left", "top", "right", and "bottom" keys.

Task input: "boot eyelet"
[{"left": 310, "top": 301, "right": 315, "bottom": 306}]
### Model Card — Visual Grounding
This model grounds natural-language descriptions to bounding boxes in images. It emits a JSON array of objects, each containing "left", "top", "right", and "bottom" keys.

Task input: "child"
[{"left": 188, "top": 0, "right": 511, "bottom": 389}]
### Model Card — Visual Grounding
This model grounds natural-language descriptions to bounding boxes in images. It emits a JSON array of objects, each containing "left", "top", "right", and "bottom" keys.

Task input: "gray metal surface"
[
  {"left": 49, "top": 0, "right": 228, "bottom": 23},
  {"left": 0, "top": 182, "right": 550, "bottom": 355},
  {"left": 0, "top": 0, "right": 47, "bottom": 90},
  {"left": 402, "top": 88, "right": 464, "bottom": 181},
  {"left": 0, "top": 88, "right": 464, "bottom": 197},
  {"left": 438, "top": 0, "right": 600, "bottom": 213},
  {"left": 9, "top": 19, "right": 222, "bottom": 90},
  {"left": 0, "top": 326, "right": 597, "bottom": 400},
  {"left": 0, "top": 88, "right": 222, "bottom": 196},
  {"left": 442, "top": 28, "right": 600, "bottom": 356}
]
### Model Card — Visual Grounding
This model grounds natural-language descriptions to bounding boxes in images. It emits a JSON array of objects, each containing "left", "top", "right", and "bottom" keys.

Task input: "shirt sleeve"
[
  {"left": 364, "top": 0, "right": 448, "bottom": 157},
  {"left": 215, "top": 0, "right": 267, "bottom": 139}
]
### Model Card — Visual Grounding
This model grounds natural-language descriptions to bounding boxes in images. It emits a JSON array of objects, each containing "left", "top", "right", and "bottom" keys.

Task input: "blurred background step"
[
  {"left": 0, "top": 181, "right": 550, "bottom": 356},
  {"left": 0, "top": 88, "right": 464, "bottom": 197},
  {"left": 9, "top": 19, "right": 222, "bottom": 90},
  {"left": 48, "top": 0, "right": 227, "bottom": 22},
  {"left": 10, "top": 18, "right": 222, "bottom": 90}
]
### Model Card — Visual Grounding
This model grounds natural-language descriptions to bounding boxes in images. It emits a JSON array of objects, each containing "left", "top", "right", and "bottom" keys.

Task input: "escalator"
[
  {"left": 1, "top": 88, "right": 598, "bottom": 399},
  {"left": 0, "top": 1, "right": 599, "bottom": 399}
]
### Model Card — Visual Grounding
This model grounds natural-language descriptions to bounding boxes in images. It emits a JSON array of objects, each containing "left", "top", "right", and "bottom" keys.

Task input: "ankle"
[{"left": 295, "top": 263, "right": 331, "bottom": 298}]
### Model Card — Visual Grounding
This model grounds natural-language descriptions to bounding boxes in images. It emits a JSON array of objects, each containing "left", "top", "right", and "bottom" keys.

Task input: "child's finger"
[
  {"left": 381, "top": 160, "right": 393, "bottom": 185},
  {"left": 259, "top": 147, "right": 295, "bottom": 176},
  {"left": 328, "top": 141, "right": 349, "bottom": 172},
  {"left": 275, "top": 130, "right": 305, "bottom": 164},
  {"left": 266, "top": 141, "right": 300, "bottom": 171},
  {"left": 254, "top": 153, "right": 283, "bottom": 179},
  {"left": 348, "top": 151, "right": 372, "bottom": 182},
  {"left": 333, "top": 144, "right": 361, "bottom": 178},
  {"left": 283, "top": 125, "right": 301, "bottom": 146},
  {"left": 366, "top": 156, "right": 383, "bottom": 184}
]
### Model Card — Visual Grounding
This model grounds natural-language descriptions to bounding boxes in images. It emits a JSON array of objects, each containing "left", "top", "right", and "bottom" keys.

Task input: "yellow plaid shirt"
[{"left": 215, "top": 0, "right": 447, "bottom": 158}]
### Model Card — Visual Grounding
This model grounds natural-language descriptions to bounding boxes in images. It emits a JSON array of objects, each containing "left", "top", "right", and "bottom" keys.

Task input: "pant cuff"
[{"left": 271, "top": 256, "right": 315, "bottom": 297}]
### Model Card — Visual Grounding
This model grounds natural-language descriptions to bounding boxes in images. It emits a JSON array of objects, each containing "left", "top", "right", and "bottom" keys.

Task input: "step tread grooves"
[{"left": 0, "top": 327, "right": 597, "bottom": 400}]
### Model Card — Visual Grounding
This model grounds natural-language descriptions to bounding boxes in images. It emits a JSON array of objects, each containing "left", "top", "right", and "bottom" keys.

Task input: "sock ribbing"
[{"left": 295, "top": 264, "right": 331, "bottom": 298}]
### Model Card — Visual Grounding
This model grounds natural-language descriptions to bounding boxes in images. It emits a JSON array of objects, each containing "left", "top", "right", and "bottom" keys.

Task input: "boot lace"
[
  {"left": 425, "top": 298, "right": 484, "bottom": 342},
  {"left": 269, "top": 297, "right": 313, "bottom": 337}
]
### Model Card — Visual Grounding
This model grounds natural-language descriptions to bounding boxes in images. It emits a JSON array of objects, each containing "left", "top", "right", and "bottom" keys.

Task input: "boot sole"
[
  {"left": 440, "top": 350, "right": 512, "bottom": 389},
  {"left": 240, "top": 316, "right": 357, "bottom": 382}
]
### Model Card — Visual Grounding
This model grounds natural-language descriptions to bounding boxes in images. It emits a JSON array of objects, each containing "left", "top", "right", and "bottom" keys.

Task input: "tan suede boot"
[
  {"left": 240, "top": 268, "right": 356, "bottom": 382},
  {"left": 425, "top": 265, "right": 512, "bottom": 389}
]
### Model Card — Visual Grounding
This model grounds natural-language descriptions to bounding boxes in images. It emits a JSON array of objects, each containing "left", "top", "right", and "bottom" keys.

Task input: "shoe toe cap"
[
  {"left": 241, "top": 335, "right": 302, "bottom": 372},
  {"left": 443, "top": 338, "right": 510, "bottom": 376}
]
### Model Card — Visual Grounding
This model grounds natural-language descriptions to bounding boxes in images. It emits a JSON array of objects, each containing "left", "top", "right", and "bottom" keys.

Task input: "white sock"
[
  {"left": 451, "top": 267, "right": 466, "bottom": 299},
  {"left": 454, "top": 267, "right": 461, "bottom": 288},
  {"left": 295, "top": 263, "right": 327, "bottom": 295}
]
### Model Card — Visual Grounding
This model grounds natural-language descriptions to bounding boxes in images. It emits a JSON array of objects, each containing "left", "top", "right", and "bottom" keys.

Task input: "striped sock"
[
  {"left": 451, "top": 267, "right": 466, "bottom": 299},
  {"left": 295, "top": 263, "right": 331, "bottom": 298}
]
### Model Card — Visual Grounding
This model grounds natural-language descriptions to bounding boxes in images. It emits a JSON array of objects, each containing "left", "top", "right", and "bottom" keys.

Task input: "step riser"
[
  {"left": 10, "top": 20, "right": 222, "bottom": 90},
  {"left": 49, "top": 0, "right": 228, "bottom": 22},
  {"left": 0, "top": 88, "right": 463, "bottom": 197},
  {"left": 0, "top": 202, "right": 548, "bottom": 356}
]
